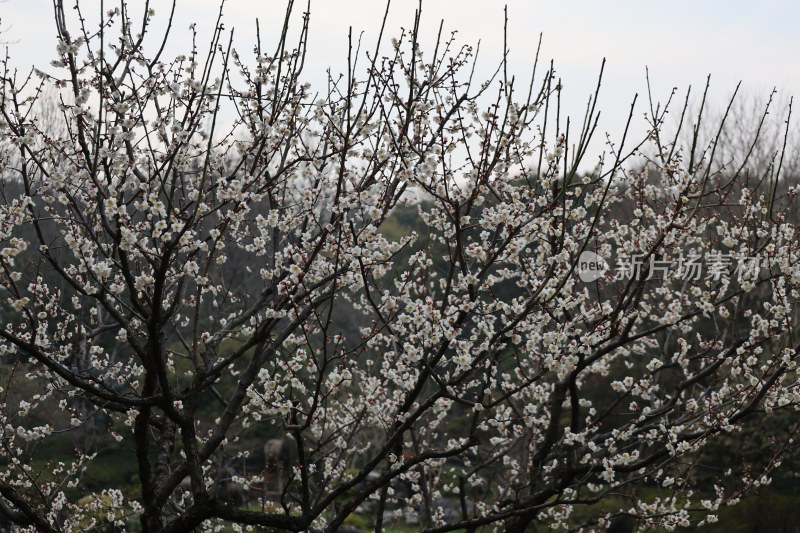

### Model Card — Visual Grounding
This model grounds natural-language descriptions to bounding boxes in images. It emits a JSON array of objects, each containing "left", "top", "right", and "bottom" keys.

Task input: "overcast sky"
[{"left": 2, "top": 0, "right": 797, "bottom": 161}]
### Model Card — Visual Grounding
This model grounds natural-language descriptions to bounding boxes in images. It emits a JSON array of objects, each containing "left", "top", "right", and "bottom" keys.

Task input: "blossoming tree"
[{"left": 0, "top": 1, "right": 799, "bottom": 531}]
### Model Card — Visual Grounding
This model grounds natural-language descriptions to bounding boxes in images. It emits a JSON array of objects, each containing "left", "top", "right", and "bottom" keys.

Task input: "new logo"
[{"left": 577, "top": 251, "right": 609, "bottom": 282}]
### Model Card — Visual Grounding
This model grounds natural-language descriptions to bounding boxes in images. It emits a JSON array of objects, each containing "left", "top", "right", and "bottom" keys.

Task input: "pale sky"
[{"left": 2, "top": 0, "right": 798, "bottom": 163}]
